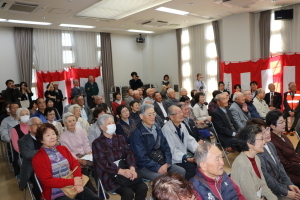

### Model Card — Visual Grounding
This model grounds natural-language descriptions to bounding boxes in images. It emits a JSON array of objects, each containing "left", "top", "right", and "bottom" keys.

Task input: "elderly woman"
[
  {"left": 111, "top": 92, "right": 126, "bottom": 116},
  {"left": 32, "top": 123, "right": 99, "bottom": 200},
  {"left": 88, "top": 107, "right": 107, "bottom": 146},
  {"left": 44, "top": 107, "right": 63, "bottom": 137},
  {"left": 11, "top": 107, "right": 30, "bottom": 152},
  {"left": 248, "top": 119, "right": 300, "bottom": 200},
  {"left": 68, "top": 104, "right": 90, "bottom": 134},
  {"left": 192, "top": 92, "right": 211, "bottom": 122},
  {"left": 92, "top": 114, "right": 148, "bottom": 200},
  {"left": 231, "top": 125, "right": 276, "bottom": 200},
  {"left": 116, "top": 105, "right": 137, "bottom": 144},
  {"left": 266, "top": 110, "right": 300, "bottom": 188},
  {"left": 129, "top": 100, "right": 140, "bottom": 124}
]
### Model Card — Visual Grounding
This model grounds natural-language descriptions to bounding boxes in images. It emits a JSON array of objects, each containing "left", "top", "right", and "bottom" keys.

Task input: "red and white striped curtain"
[
  {"left": 219, "top": 53, "right": 300, "bottom": 94},
  {"left": 36, "top": 67, "right": 101, "bottom": 103}
]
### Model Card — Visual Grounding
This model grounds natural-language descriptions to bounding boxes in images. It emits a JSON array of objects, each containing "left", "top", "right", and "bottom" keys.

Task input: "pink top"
[{"left": 10, "top": 123, "right": 29, "bottom": 153}]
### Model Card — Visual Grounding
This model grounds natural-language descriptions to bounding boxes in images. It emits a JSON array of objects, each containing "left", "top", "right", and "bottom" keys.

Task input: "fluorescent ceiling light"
[
  {"left": 128, "top": 29, "right": 154, "bottom": 34},
  {"left": 59, "top": 24, "right": 95, "bottom": 28},
  {"left": 7, "top": 19, "right": 51, "bottom": 25},
  {"left": 0, "top": 18, "right": 7, "bottom": 22},
  {"left": 76, "top": 0, "right": 171, "bottom": 20},
  {"left": 155, "top": 7, "right": 189, "bottom": 15}
]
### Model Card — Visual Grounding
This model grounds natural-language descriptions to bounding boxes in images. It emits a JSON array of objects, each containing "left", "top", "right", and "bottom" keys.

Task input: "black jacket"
[{"left": 264, "top": 92, "right": 282, "bottom": 109}]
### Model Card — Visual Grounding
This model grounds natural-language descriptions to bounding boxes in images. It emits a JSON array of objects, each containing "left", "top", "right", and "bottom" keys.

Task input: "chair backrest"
[
  {"left": 97, "top": 178, "right": 108, "bottom": 200},
  {"left": 34, "top": 173, "right": 43, "bottom": 194}
]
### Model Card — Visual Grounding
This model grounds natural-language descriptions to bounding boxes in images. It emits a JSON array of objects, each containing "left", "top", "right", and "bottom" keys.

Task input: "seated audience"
[
  {"left": 180, "top": 88, "right": 188, "bottom": 97},
  {"left": 153, "top": 91, "right": 168, "bottom": 121},
  {"left": 250, "top": 81, "right": 258, "bottom": 99},
  {"left": 194, "top": 73, "right": 206, "bottom": 92},
  {"left": 32, "top": 123, "right": 99, "bottom": 200},
  {"left": 229, "top": 92, "right": 251, "bottom": 130},
  {"left": 144, "top": 88, "right": 155, "bottom": 103},
  {"left": 192, "top": 92, "right": 211, "bottom": 122},
  {"left": 75, "top": 95, "right": 92, "bottom": 123},
  {"left": 248, "top": 118, "right": 300, "bottom": 199},
  {"left": 211, "top": 93, "right": 238, "bottom": 149},
  {"left": 129, "top": 100, "right": 140, "bottom": 124},
  {"left": 92, "top": 95, "right": 111, "bottom": 113},
  {"left": 129, "top": 72, "right": 143, "bottom": 90},
  {"left": 0, "top": 102, "right": 19, "bottom": 142},
  {"left": 32, "top": 98, "right": 47, "bottom": 123},
  {"left": 88, "top": 107, "right": 107, "bottom": 146},
  {"left": 125, "top": 88, "right": 134, "bottom": 106},
  {"left": 161, "top": 85, "right": 168, "bottom": 101},
  {"left": 111, "top": 92, "right": 126, "bottom": 115},
  {"left": 208, "top": 90, "right": 221, "bottom": 116},
  {"left": 138, "top": 88, "right": 144, "bottom": 100},
  {"left": 45, "top": 98, "right": 61, "bottom": 120},
  {"left": 190, "top": 143, "right": 246, "bottom": 200},
  {"left": 93, "top": 114, "right": 148, "bottom": 199},
  {"left": 231, "top": 125, "right": 276, "bottom": 200},
  {"left": 266, "top": 110, "right": 300, "bottom": 188},
  {"left": 244, "top": 90, "right": 263, "bottom": 119},
  {"left": 20, "top": 81, "right": 34, "bottom": 104},
  {"left": 63, "top": 96, "right": 76, "bottom": 114},
  {"left": 116, "top": 105, "right": 137, "bottom": 144},
  {"left": 71, "top": 79, "right": 86, "bottom": 98},
  {"left": 18, "top": 117, "right": 42, "bottom": 200},
  {"left": 152, "top": 172, "right": 199, "bottom": 200},
  {"left": 11, "top": 108, "right": 30, "bottom": 152},
  {"left": 165, "top": 88, "right": 179, "bottom": 109},
  {"left": 2, "top": 79, "right": 22, "bottom": 107},
  {"left": 132, "top": 90, "right": 143, "bottom": 104},
  {"left": 253, "top": 88, "right": 271, "bottom": 120},
  {"left": 28, "top": 100, "right": 37, "bottom": 117},
  {"left": 162, "top": 105, "right": 199, "bottom": 180},
  {"left": 190, "top": 89, "right": 197, "bottom": 107},
  {"left": 68, "top": 104, "right": 90, "bottom": 134},
  {"left": 264, "top": 83, "right": 282, "bottom": 110},
  {"left": 44, "top": 107, "right": 63, "bottom": 137},
  {"left": 218, "top": 81, "right": 229, "bottom": 93},
  {"left": 130, "top": 104, "right": 185, "bottom": 180}
]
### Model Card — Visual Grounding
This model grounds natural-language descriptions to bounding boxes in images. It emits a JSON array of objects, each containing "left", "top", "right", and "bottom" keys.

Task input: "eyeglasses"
[
  {"left": 262, "top": 127, "right": 270, "bottom": 134},
  {"left": 144, "top": 112, "right": 156, "bottom": 117},
  {"left": 255, "top": 137, "right": 264, "bottom": 141}
]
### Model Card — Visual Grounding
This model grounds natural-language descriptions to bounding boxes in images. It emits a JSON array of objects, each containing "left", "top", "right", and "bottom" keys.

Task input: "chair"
[
  {"left": 34, "top": 173, "right": 45, "bottom": 200},
  {"left": 97, "top": 179, "right": 119, "bottom": 200},
  {"left": 19, "top": 154, "right": 35, "bottom": 200},
  {"left": 1, "top": 140, "right": 14, "bottom": 171}
]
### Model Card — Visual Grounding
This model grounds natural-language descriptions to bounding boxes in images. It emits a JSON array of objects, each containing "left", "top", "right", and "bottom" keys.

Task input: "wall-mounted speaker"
[
  {"left": 275, "top": 9, "right": 293, "bottom": 20},
  {"left": 174, "top": 84, "right": 179, "bottom": 92}
]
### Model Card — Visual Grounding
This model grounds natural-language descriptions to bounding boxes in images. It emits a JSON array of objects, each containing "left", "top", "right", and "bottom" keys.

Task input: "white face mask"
[
  {"left": 20, "top": 115, "right": 30, "bottom": 123},
  {"left": 106, "top": 124, "right": 116, "bottom": 135}
]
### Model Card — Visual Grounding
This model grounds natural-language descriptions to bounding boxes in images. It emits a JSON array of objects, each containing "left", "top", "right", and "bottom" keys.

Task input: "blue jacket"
[
  {"left": 246, "top": 101, "right": 263, "bottom": 119},
  {"left": 190, "top": 170, "right": 243, "bottom": 200},
  {"left": 130, "top": 122, "right": 172, "bottom": 172},
  {"left": 31, "top": 110, "right": 47, "bottom": 123}
]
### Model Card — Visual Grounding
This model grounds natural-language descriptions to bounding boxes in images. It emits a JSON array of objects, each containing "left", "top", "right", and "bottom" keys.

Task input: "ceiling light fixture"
[
  {"left": 155, "top": 7, "right": 189, "bottom": 15},
  {"left": 59, "top": 24, "right": 95, "bottom": 28},
  {"left": 7, "top": 19, "right": 51, "bottom": 25},
  {"left": 127, "top": 29, "right": 154, "bottom": 34},
  {"left": 0, "top": 18, "right": 7, "bottom": 22}
]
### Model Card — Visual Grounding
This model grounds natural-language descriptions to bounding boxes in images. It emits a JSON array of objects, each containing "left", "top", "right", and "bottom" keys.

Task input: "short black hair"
[
  {"left": 45, "top": 98, "right": 55, "bottom": 106},
  {"left": 35, "top": 123, "right": 58, "bottom": 143},
  {"left": 179, "top": 95, "right": 190, "bottom": 102},
  {"left": 113, "top": 92, "right": 121, "bottom": 99},
  {"left": 5, "top": 79, "right": 14, "bottom": 85},
  {"left": 129, "top": 100, "right": 139, "bottom": 109},
  {"left": 163, "top": 74, "right": 169, "bottom": 80},
  {"left": 44, "top": 107, "right": 56, "bottom": 116},
  {"left": 194, "top": 92, "right": 205, "bottom": 103},
  {"left": 218, "top": 81, "right": 225, "bottom": 87},
  {"left": 9, "top": 102, "right": 19, "bottom": 109},
  {"left": 236, "top": 125, "right": 262, "bottom": 152},
  {"left": 116, "top": 105, "right": 128, "bottom": 116},
  {"left": 92, "top": 107, "right": 106, "bottom": 122},
  {"left": 131, "top": 72, "right": 137, "bottom": 77},
  {"left": 190, "top": 89, "right": 197, "bottom": 98},
  {"left": 212, "top": 90, "right": 221, "bottom": 98},
  {"left": 250, "top": 81, "right": 258, "bottom": 86},
  {"left": 234, "top": 84, "right": 241, "bottom": 90},
  {"left": 246, "top": 118, "right": 267, "bottom": 128},
  {"left": 265, "top": 110, "right": 283, "bottom": 130},
  {"left": 152, "top": 91, "right": 160, "bottom": 99}
]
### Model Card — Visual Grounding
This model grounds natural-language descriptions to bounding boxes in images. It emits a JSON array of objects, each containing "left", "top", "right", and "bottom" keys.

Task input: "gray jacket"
[
  {"left": 257, "top": 142, "right": 293, "bottom": 199},
  {"left": 229, "top": 102, "right": 251, "bottom": 130},
  {"left": 88, "top": 123, "right": 101, "bottom": 147}
]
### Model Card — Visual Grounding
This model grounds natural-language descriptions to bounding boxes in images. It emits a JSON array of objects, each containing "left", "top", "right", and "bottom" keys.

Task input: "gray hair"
[
  {"left": 16, "top": 108, "right": 29, "bottom": 118},
  {"left": 94, "top": 95, "right": 102, "bottom": 100},
  {"left": 27, "top": 117, "right": 41, "bottom": 126},
  {"left": 215, "top": 94, "right": 223, "bottom": 102},
  {"left": 97, "top": 114, "right": 114, "bottom": 126},
  {"left": 232, "top": 92, "right": 243, "bottom": 101},
  {"left": 256, "top": 88, "right": 264, "bottom": 94},
  {"left": 139, "top": 103, "right": 154, "bottom": 115},
  {"left": 146, "top": 88, "right": 151, "bottom": 94},
  {"left": 268, "top": 83, "right": 274, "bottom": 88},
  {"left": 132, "top": 90, "right": 139, "bottom": 95},
  {"left": 243, "top": 90, "right": 251, "bottom": 95},
  {"left": 63, "top": 112, "right": 75, "bottom": 123},
  {"left": 167, "top": 105, "right": 178, "bottom": 116},
  {"left": 177, "top": 102, "right": 188, "bottom": 109},
  {"left": 194, "top": 142, "right": 215, "bottom": 167},
  {"left": 180, "top": 88, "right": 187, "bottom": 92},
  {"left": 167, "top": 88, "right": 174, "bottom": 94},
  {"left": 68, "top": 104, "right": 81, "bottom": 113}
]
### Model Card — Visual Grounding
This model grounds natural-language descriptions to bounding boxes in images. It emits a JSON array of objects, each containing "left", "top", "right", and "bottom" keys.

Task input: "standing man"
[
  {"left": 2, "top": 79, "right": 22, "bottom": 107},
  {"left": 85, "top": 75, "right": 99, "bottom": 108},
  {"left": 283, "top": 82, "right": 300, "bottom": 133},
  {"left": 250, "top": 81, "right": 258, "bottom": 99},
  {"left": 71, "top": 79, "right": 86, "bottom": 98},
  {"left": 129, "top": 72, "right": 143, "bottom": 90},
  {"left": 194, "top": 73, "right": 206, "bottom": 92},
  {"left": 31, "top": 98, "right": 47, "bottom": 123},
  {"left": 264, "top": 83, "right": 282, "bottom": 110},
  {"left": 53, "top": 82, "right": 65, "bottom": 117}
]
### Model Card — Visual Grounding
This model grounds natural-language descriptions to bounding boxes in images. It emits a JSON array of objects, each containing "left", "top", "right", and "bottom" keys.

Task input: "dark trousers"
[
  {"left": 114, "top": 182, "right": 148, "bottom": 200},
  {"left": 55, "top": 187, "right": 99, "bottom": 200},
  {"left": 283, "top": 110, "right": 300, "bottom": 131},
  {"left": 176, "top": 162, "right": 197, "bottom": 181},
  {"left": 87, "top": 97, "right": 95, "bottom": 108},
  {"left": 28, "top": 174, "right": 42, "bottom": 200},
  {"left": 81, "top": 168, "right": 97, "bottom": 193}
]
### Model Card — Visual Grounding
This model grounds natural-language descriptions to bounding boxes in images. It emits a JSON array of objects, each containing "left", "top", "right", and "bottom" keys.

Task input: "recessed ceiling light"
[
  {"left": 127, "top": 29, "right": 154, "bottom": 34},
  {"left": 188, "top": 3, "right": 194, "bottom": 5},
  {"left": 155, "top": 7, "right": 189, "bottom": 15},
  {"left": 0, "top": 18, "right": 7, "bottom": 22},
  {"left": 59, "top": 24, "right": 95, "bottom": 28},
  {"left": 7, "top": 19, "right": 51, "bottom": 25},
  {"left": 42, "top": 17, "right": 46, "bottom": 19}
]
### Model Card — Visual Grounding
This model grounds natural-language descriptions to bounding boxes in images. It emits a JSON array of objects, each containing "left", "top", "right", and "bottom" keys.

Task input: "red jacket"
[{"left": 32, "top": 145, "right": 82, "bottom": 200}]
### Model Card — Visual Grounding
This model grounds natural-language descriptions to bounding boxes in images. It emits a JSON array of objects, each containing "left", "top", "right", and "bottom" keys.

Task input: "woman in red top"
[
  {"left": 111, "top": 92, "right": 126, "bottom": 116},
  {"left": 32, "top": 123, "right": 99, "bottom": 200}
]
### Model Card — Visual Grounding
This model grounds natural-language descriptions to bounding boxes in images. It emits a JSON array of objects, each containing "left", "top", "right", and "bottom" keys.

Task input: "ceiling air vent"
[
  {"left": 139, "top": 20, "right": 168, "bottom": 27},
  {"left": 0, "top": 0, "right": 48, "bottom": 14}
]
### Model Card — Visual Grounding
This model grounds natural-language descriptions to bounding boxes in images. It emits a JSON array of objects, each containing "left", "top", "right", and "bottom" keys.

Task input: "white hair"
[
  {"left": 97, "top": 114, "right": 114, "bottom": 126},
  {"left": 63, "top": 112, "right": 75, "bottom": 123},
  {"left": 27, "top": 117, "right": 41, "bottom": 126},
  {"left": 167, "top": 88, "right": 174, "bottom": 94},
  {"left": 68, "top": 104, "right": 81, "bottom": 113},
  {"left": 16, "top": 108, "right": 29, "bottom": 118}
]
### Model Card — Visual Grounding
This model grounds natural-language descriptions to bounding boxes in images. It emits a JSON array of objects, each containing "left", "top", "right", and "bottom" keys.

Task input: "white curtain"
[
  {"left": 181, "top": 22, "right": 218, "bottom": 101},
  {"left": 33, "top": 29, "right": 63, "bottom": 71},
  {"left": 73, "top": 31, "right": 99, "bottom": 68}
]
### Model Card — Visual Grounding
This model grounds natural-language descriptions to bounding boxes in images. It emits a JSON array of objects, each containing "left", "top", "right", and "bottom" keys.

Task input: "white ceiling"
[{"left": 0, "top": 0, "right": 299, "bottom": 35}]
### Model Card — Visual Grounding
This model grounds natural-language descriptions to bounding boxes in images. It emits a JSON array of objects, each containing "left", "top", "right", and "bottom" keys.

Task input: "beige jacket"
[
  {"left": 231, "top": 152, "right": 277, "bottom": 200},
  {"left": 253, "top": 97, "right": 269, "bottom": 119}
]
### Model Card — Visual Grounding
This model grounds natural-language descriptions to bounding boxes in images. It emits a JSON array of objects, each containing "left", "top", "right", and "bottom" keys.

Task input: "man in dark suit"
[
  {"left": 71, "top": 79, "right": 86, "bottom": 98},
  {"left": 264, "top": 83, "right": 282, "bottom": 109},
  {"left": 218, "top": 81, "right": 230, "bottom": 94},
  {"left": 53, "top": 82, "right": 66, "bottom": 117},
  {"left": 211, "top": 93, "right": 239, "bottom": 150},
  {"left": 153, "top": 91, "right": 168, "bottom": 121}
]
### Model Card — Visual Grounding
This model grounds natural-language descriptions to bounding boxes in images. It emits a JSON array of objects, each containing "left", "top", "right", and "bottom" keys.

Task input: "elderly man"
[
  {"left": 132, "top": 90, "right": 143, "bottom": 104},
  {"left": 162, "top": 105, "right": 199, "bottom": 180},
  {"left": 92, "top": 95, "right": 111, "bottom": 113},
  {"left": 130, "top": 104, "right": 185, "bottom": 180},
  {"left": 125, "top": 88, "right": 134, "bottom": 106},
  {"left": 180, "top": 88, "right": 188, "bottom": 97},
  {"left": 144, "top": 88, "right": 155, "bottom": 103},
  {"left": 208, "top": 90, "right": 222, "bottom": 116},
  {"left": 250, "top": 81, "right": 258, "bottom": 99},
  {"left": 283, "top": 82, "right": 300, "bottom": 133},
  {"left": 85, "top": 75, "right": 99, "bottom": 108},
  {"left": 165, "top": 88, "right": 179, "bottom": 109},
  {"left": 211, "top": 93, "right": 239, "bottom": 150},
  {"left": 18, "top": 117, "right": 42, "bottom": 200},
  {"left": 75, "top": 95, "right": 92, "bottom": 123},
  {"left": 264, "top": 83, "right": 282, "bottom": 110},
  {"left": 153, "top": 91, "right": 168, "bottom": 121},
  {"left": 32, "top": 98, "right": 47, "bottom": 123},
  {"left": 190, "top": 143, "right": 246, "bottom": 199},
  {"left": 253, "top": 88, "right": 271, "bottom": 120},
  {"left": 244, "top": 90, "right": 263, "bottom": 119},
  {"left": 2, "top": 79, "right": 22, "bottom": 107},
  {"left": 0, "top": 102, "right": 19, "bottom": 142},
  {"left": 229, "top": 92, "right": 251, "bottom": 130},
  {"left": 71, "top": 79, "right": 86, "bottom": 98}
]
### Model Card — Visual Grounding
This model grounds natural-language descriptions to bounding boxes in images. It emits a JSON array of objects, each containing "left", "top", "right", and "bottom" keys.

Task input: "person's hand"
[
  {"left": 157, "top": 164, "right": 168, "bottom": 175},
  {"left": 78, "top": 158, "right": 87, "bottom": 166},
  {"left": 129, "top": 167, "right": 137, "bottom": 180},
  {"left": 187, "top": 158, "right": 195, "bottom": 163},
  {"left": 269, "top": 107, "right": 276, "bottom": 111},
  {"left": 289, "top": 185, "right": 300, "bottom": 193},
  {"left": 242, "top": 103, "right": 248, "bottom": 112},
  {"left": 206, "top": 116, "right": 212, "bottom": 122},
  {"left": 74, "top": 177, "right": 83, "bottom": 186},
  {"left": 72, "top": 185, "right": 84, "bottom": 193},
  {"left": 287, "top": 191, "right": 300, "bottom": 200},
  {"left": 290, "top": 112, "right": 295, "bottom": 117}
]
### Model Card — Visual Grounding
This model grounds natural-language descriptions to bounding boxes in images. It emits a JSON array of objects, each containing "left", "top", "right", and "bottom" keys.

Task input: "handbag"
[
  {"left": 20, "top": 100, "right": 29, "bottom": 108},
  {"left": 59, "top": 165, "right": 89, "bottom": 199}
]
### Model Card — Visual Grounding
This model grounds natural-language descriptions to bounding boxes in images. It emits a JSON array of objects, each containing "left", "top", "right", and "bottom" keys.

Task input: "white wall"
[{"left": 0, "top": 27, "right": 19, "bottom": 91}]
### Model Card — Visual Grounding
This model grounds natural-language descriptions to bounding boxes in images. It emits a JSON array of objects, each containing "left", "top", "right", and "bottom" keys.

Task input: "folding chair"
[
  {"left": 1, "top": 141, "right": 14, "bottom": 171},
  {"left": 19, "top": 154, "right": 35, "bottom": 200},
  {"left": 34, "top": 173, "right": 45, "bottom": 200}
]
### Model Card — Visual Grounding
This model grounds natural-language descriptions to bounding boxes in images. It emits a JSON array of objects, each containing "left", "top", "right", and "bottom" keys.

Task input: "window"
[
  {"left": 62, "top": 32, "right": 75, "bottom": 64},
  {"left": 181, "top": 29, "right": 192, "bottom": 93},
  {"left": 96, "top": 33, "right": 101, "bottom": 63},
  {"left": 270, "top": 12, "right": 283, "bottom": 54}
]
